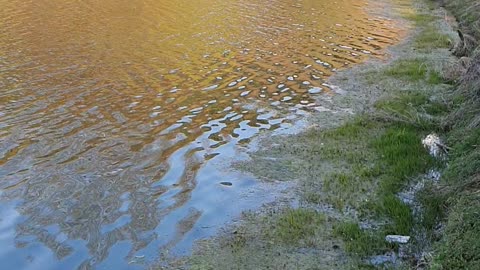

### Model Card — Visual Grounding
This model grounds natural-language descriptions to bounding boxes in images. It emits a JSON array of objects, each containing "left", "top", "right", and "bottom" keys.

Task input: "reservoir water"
[{"left": 0, "top": 0, "right": 400, "bottom": 268}]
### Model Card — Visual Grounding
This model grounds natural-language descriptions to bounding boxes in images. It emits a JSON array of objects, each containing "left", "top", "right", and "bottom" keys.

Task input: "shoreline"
[{"left": 166, "top": 0, "right": 480, "bottom": 268}]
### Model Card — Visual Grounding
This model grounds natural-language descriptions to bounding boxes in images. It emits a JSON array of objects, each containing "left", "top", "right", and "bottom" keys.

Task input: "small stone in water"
[
  {"left": 240, "top": 91, "right": 250, "bottom": 97},
  {"left": 308, "top": 87, "right": 322, "bottom": 94},
  {"left": 220, "top": 181, "right": 233, "bottom": 186},
  {"left": 271, "top": 101, "right": 281, "bottom": 106},
  {"left": 302, "top": 81, "right": 311, "bottom": 85}
]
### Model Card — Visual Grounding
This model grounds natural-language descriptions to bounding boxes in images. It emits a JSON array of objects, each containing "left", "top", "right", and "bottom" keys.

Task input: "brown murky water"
[{"left": 0, "top": 0, "right": 400, "bottom": 268}]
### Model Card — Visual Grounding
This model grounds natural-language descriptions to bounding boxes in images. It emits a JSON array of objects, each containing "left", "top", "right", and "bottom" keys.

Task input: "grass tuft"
[
  {"left": 333, "top": 222, "right": 390, "bottom": 256},
  {"left": 415, "top": 27, "right": 452, "bottom": 50},
  {"left": 274, "top": 209, "right": 325, "bottom": 245}
]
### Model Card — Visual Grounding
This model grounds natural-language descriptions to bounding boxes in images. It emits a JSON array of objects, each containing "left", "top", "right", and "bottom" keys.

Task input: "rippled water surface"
[{"left": 1, "top": 0, "right": 401, "bottom": 268}]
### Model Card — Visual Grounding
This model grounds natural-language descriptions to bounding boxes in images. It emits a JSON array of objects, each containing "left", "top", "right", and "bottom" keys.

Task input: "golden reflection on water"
[{"left": 0, "top": 0, "right": 401, "bottom": 268}]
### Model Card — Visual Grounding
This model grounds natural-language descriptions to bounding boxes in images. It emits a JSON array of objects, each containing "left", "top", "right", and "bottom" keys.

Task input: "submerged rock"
[
  {"left": 220, "top": 181, "right": 233, "bottom": 186},
  {"left": 308, "top": 87, "right": 323, "bottom": 94}
]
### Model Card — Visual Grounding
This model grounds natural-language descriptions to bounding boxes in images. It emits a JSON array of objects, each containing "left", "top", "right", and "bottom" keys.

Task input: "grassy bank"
[{"left": 176, "top": 0, "right": 480, "bottom": 269}]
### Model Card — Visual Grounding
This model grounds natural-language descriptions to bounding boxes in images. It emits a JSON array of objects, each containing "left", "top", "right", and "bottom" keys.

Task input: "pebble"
[
  {"left": 308, "top": 87, "right": 323, "bottom": 94},
  {"left": 240, "top": 91, "right": 250, "bottom": 97}
]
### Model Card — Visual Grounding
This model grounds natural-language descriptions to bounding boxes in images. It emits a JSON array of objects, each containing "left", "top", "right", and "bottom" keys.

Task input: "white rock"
[
  {"left": 422, "top": 133, "right": 444, "bottom": 158},
  {"left": 385, "top": 235, "right": 410, "bottom": 244}
]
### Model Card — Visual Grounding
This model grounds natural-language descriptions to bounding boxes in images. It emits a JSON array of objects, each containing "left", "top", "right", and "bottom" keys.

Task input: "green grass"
[
  {"left": 320, "top": 120, "right": 432, "bottom": 251},
  {"left": 405, "top": 13, "right": 436, "bottom": 27},
  {"left": 384, "top": 59, "right": 428, "bottom": 81},
  {"left": 374, "top": 91, "right": 450, "bottom": 132},
  {"left": 417, "top": 186, "right": 446, "bottom": 233},
  {"left": 377, "top": 194, "right": 414, "bottom": 235},
  {"left": 443, "top": 127, "right": 480, "bottom": 184},
  {"left": 274, "top": 209, "right": 325, "bottom": 245},
  {"left": 432, "top": 195, "right": 480, "bottom": 269},
  {"left": 372, "top": 125, "right": 434, "bottom": 193},
  {"left": 333, "top": 222, "right": 390, "bottom": 256},
  {"left": 414, "top": 25, "right": 452, "bottom": 50},
  {"left": 384, "top": 59, "right": 446, "bottom": 84}
]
